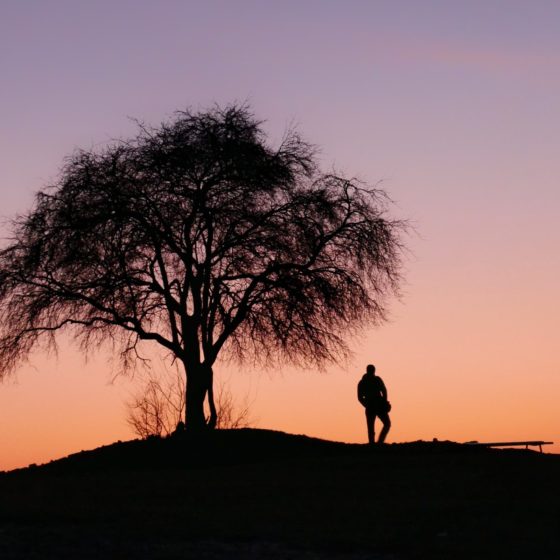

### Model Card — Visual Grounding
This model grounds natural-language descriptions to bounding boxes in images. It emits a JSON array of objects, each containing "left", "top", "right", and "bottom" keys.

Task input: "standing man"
[{"left": 357, "top": 364, "right": 391, "bottom": 444}]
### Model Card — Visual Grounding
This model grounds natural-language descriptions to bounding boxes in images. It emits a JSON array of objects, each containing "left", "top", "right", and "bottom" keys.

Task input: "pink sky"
[{"left": 1, "top": 1, "right": 559, "bottom": 469}]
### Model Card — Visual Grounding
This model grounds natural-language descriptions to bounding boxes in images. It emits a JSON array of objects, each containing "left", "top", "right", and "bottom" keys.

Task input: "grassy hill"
[{"left": 0, "top": 429, "right": 558, "bottom": 559}]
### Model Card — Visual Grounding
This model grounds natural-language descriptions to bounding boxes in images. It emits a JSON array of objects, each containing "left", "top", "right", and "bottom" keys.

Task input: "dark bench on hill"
[{"left": 467, "top": 441, "right": 553, "bottom": 453}]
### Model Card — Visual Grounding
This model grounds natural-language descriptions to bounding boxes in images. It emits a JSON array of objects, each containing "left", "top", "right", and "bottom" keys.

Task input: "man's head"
[{"left": 366, "top": 364, "right": 376, "bottom": 376}]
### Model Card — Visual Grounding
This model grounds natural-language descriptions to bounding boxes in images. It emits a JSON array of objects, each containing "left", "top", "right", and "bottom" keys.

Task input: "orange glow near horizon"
[{"left": 1, "top": 289, "right": 558, "bottom": 472}]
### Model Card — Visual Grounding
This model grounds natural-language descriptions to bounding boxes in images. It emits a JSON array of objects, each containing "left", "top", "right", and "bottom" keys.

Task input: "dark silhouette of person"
[{"left": 357, "top": 364, "right": 391, "bottom": 444}]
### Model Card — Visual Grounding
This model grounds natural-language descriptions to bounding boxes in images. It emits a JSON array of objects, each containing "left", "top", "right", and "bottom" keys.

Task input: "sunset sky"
[{"left": 1, "top": 1, "right": 559, "bottom": 470}]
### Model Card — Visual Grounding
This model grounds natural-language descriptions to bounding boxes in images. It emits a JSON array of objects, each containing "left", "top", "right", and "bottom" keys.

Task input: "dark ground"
[{"left": 0, "top": 429, "right": 558, "bottom": 559}]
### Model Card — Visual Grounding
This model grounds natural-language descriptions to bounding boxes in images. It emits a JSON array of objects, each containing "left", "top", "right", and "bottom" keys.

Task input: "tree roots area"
[{"left": 0, "top": 429, "right": 558, "bottom": 559}]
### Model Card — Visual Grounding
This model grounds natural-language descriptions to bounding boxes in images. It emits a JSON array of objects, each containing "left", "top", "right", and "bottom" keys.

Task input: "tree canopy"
[{"left": 0, "top": 104, "right": 405, "bottom": 429}]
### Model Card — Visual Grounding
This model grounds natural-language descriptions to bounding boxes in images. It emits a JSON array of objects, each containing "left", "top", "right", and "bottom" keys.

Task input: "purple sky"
[{"left": 1, "top": 1, "right": 559, "bottom": 468}]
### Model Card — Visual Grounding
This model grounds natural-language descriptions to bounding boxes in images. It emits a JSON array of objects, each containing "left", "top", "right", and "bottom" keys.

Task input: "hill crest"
[{"left": 3, "top": 428, "right": 541, "bottom": 476}]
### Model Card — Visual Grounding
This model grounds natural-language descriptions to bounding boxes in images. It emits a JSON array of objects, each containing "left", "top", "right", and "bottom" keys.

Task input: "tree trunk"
[{"left": 183, "top": 361, "right": 217, "bottom": 431}]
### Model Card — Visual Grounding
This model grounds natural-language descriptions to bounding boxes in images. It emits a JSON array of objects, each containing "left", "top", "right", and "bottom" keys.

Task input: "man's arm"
[
  {"left": 379, "top": 378, "right": 388, "bottom": 401},
  {"left": 357, "top": 382, "right": 367, "bottom": 407}
]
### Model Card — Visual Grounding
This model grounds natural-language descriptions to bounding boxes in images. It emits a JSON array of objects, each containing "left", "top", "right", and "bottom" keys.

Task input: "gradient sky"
[{"left": 1, "top": 1, "right": 559, "bottom": 470}]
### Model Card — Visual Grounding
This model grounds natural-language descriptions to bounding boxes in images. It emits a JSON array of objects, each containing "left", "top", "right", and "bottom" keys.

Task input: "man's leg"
[
  {"left": 377, "top": 411, "right": 391, "bottom": 444},
  {"left": 365, "top": 408, "right": 376, "bottom": 444}
]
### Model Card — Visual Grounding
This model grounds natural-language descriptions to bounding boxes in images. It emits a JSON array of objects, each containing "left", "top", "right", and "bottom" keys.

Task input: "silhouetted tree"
[{"left": 0, "top": 104, "right": 405, "bottom": 431}]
